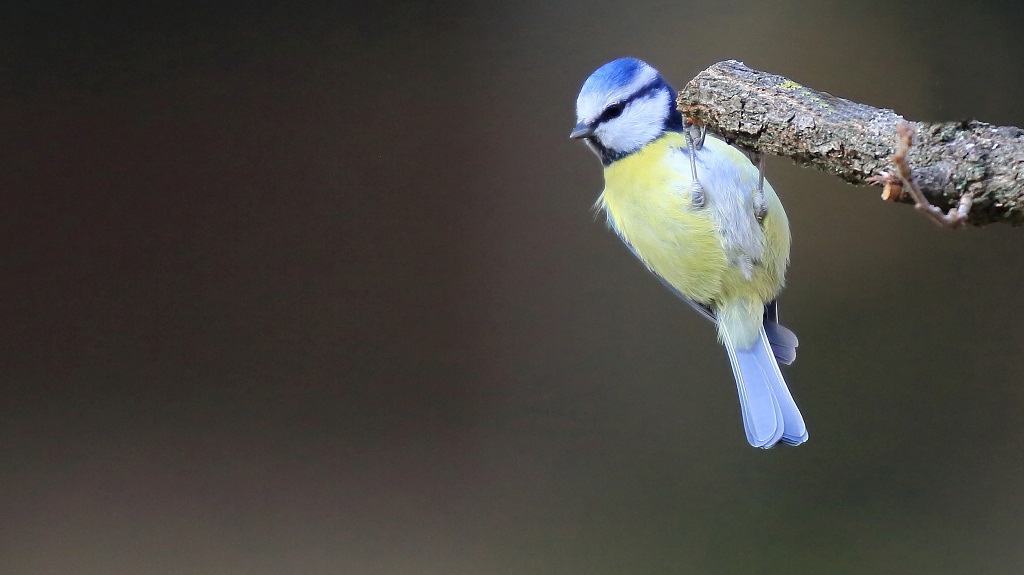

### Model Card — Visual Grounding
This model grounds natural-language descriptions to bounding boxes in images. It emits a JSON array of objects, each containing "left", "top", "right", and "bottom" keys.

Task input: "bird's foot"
[
  {"left": 690, "top": 180, "right": 706, "bottom": 207},
  {"left": 685, "top": 120, "right": 706, "bottom": 151}
]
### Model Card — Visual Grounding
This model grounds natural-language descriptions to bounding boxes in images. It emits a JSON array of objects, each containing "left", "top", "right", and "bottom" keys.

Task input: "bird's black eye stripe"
[
  {"left": 601, "top": 102, "right": 625, "bottom": 121},
  {"left": 596, "top": 76, "right": 668, "bottom": 125}
]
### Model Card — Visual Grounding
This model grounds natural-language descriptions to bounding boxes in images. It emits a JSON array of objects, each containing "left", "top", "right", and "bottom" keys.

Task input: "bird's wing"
[{"left": 617, "top": 238, "right": 716, "bottom": 323}]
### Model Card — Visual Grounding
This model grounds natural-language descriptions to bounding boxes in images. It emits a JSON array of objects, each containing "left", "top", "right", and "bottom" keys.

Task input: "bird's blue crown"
[{"left": 573, "top": 58, "right": 684, "bottom": 164}]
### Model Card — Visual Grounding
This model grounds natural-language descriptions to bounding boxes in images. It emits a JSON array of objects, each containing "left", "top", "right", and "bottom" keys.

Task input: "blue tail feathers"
[{"left": 723, "top": 323, "right": 807, "bottom": 448}]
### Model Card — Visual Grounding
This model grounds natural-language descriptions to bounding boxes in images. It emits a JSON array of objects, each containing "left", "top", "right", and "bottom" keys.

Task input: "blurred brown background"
[{"left": 3, "top": 1, "right": 1024, "bottom": 573}]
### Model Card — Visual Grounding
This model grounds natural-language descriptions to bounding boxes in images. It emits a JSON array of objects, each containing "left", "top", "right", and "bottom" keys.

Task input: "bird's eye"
[{"left": 603, "top": 102, "right": 624, "bottom": 120}]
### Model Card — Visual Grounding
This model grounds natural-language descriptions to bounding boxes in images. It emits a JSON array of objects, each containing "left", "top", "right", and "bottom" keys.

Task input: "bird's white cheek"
[
  {"left": 593, "top": 90, "right": 670, "bottom": 155},
  {"left": 597, "top": 116, "right": 660, "bottom": 154}
]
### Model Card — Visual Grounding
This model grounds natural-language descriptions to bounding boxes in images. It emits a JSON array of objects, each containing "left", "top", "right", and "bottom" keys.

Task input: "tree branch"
[{"left": 677, "top": 60, "right": 1024, "bottom": 227}]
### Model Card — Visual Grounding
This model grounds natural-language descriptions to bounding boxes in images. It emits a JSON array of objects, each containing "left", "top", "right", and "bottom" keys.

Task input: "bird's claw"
[
  {"left": 685, "top": 121, "right": 706, "bottom": 150},
  {"left": 690, "top": 180, "right": 706, "bottom": 207}
]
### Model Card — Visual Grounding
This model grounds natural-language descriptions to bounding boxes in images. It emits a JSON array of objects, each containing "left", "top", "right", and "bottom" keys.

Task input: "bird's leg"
[
  {"left": 684, "top": 127, "right": 705, "bottom": 207},
  {"left": 751, "top": 152, "right": 768, "bottom": 223}
]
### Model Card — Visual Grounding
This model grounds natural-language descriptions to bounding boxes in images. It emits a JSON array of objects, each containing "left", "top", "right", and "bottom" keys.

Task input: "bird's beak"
[{"left": 569, "top": 122, "right": 594, "bottom": 139}]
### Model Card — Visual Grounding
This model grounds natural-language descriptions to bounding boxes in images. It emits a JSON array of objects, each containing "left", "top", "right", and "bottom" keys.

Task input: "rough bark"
[{"left": 677, "top": 60, "right": 1024, "bottom": 226}]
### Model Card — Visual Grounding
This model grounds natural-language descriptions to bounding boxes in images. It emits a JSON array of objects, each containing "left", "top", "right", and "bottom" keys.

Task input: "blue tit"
[{"left": 570, "top": 57, "right": 807, "bottom": 448}]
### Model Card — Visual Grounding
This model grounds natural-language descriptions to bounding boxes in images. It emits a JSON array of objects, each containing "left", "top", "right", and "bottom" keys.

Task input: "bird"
[{"left": 570, "top": 57, "right": 807, "bottom": 448}]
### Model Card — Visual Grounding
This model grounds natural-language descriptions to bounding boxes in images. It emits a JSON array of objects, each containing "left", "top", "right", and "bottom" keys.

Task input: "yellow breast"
[{"left": 597, "top": 132, "right": 727, "bottom": 304}]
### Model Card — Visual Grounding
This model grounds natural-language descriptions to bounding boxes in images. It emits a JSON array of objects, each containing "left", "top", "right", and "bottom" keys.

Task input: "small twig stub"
[{"left": 891, "top": 122, "right": 972, "bottom": 228}]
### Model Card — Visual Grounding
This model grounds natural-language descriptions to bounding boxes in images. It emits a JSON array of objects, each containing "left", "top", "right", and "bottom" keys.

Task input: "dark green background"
[{"left": 4, "top": 1, "right": 1024, "bottom": 573}]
